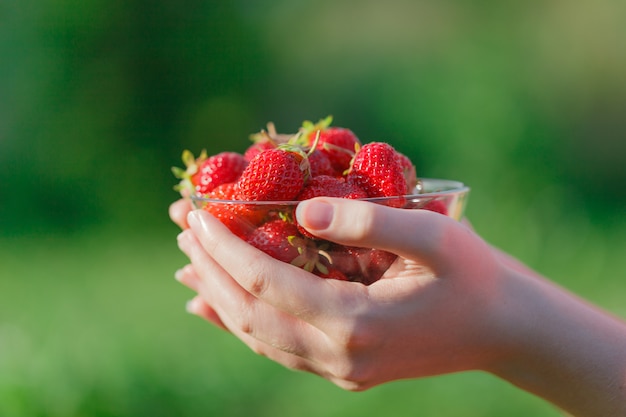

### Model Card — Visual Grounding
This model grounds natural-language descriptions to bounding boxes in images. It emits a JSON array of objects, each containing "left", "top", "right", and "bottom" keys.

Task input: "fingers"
[
  {"left": 169, "top": 198, "right": 193, "bottom": 229},
  {"left": 177, "top": 226, "right": 334, "bottom": 361},
  {"left": 185, "top": 295, "right": 229, "bottom": 330},
  {"left": 295, "top": 197, "right": 494, "bottom": 278},
  {"left": 185, "top": 209, "right": 368, "bottom": 326},
  {"left": 175, "top": 264, "right": 201, "bottom": 292},
  {"left": 184, "top": 293, "right": 326, "bottom": 378},
  {"left": 176, "top": 265, "right": 228, "bottom": 329}
]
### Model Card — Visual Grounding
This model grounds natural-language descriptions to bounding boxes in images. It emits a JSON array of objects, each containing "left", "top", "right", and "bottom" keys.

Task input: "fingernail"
[
  {"left": 185, "top": 297, "right": 202, "bottom": 314},
  {"left": 188, "top": 209, "right": 211, "bottom": 233},
  {"left": 177, "top": 229, "right": 189, "bottom": 245},
  {"left": 174, "top": 268, "right": 184, "bottom": 282},
  {"left": 187, "top": 210, "right": 200, "bottom": 228},
  {"left": 297, "top": 200, "right": 334, "bottom": 230}
]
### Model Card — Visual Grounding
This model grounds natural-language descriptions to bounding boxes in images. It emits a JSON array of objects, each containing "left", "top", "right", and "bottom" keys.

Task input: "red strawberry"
[
  {"left": 346, "top": 142, "right": 408, "bottom": 206},
  {"left": 247, "top": 219, "right": 301, "bottom": 263},
  {"left": 324, "top": 246, "right": 396, "bottom": 285},
  {"left": 205, "top": 182, "right": 240, "bottom": 200},
  {"left": 317, "top": 267, "right": 349, "bottom": 281},
  {"left": 193, "top": 152, "right": 248, "bottom": 194},
  {"left": 244, "top": 140, "right": 276, "bottom": 163},
  {"left": 396, "top": 151, "right": 419, "bottom": 194},
  {"left": 201, "top": 183, "right": 264, "bottom": 238},
  {"left": 308, "top": 149, "right": 335, "bottom": 177},
  {"left": 237, "top": 146, "right": 309, "bottom": 201},
  {"left": 327, "top": 245, "right": 363, "bottom": 279},
  {"left": 172, "top": 150, "right": 248, "bottom": 196},
  {"left": 244, "top": 129, "right": 278, "bottom": 162},
  {"left": 423, "top": 199, "right": 448, "bottom": 216},
  {"left": 303, "top": 116, "right": 361, "bottom": 175},
  {"left": 297, "top": 175, "right": 367, "bottom": 201},
  {"left": 363, "top": 249, "right": 398, "bottom": 285}
]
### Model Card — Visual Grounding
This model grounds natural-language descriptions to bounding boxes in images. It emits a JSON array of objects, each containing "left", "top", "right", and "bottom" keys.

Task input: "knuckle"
[
  {"left": 334, "top": 321, "right": 375, "bottom": 352},
  {"left": 330, "top": 359, "right": 374, "bottom": 389},
  {"left": 241, "top": 252, "right": 273, "bottom": 297},
  {"left": 248, "top": 343, "right": 266, "bottom": 357},
  {"left": 247, "top": 272, "right": 270, "bottom": 298},
  {"left": 232, "top": 298, "right": 257, "bottom": 336},
  {"left": 331, "top": 298, "right": 379, "bottom": 353},
  {"left": 327, "top": 316, "right": 380, "bottom": 387}
]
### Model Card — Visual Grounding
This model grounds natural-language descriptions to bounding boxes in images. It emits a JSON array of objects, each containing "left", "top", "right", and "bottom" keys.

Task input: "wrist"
[{"left": 484, "top": 267, "right": 626, "bottom": 416}]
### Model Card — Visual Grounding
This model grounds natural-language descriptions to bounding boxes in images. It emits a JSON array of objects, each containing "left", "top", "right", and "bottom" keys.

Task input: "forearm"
[{"left": 489, "top": 269, "right": 626, "bottom": 416}]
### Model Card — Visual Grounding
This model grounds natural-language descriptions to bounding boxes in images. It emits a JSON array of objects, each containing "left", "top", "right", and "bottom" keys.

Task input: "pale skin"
[{"left": 170, "top": 197, "right": 626, "bottom": 416}]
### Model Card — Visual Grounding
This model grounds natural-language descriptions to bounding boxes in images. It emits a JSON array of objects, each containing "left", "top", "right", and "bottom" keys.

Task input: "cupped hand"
[{"left": 175, "top": 197, "right": 514, "bottom": 390}]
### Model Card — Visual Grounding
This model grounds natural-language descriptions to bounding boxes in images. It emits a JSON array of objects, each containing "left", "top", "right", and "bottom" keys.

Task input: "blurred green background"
[{"left": 1, "top": 1, "right": 625, "bottom": 416}]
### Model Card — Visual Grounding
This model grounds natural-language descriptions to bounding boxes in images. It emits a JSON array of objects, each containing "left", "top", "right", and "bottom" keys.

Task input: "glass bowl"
[{"left": 191, "top": 178, "right": 469, "bottom": 285}]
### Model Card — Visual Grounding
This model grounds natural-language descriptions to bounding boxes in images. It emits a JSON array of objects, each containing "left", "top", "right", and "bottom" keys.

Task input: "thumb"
[{"left": 295, "top": 197, "right": 487, "bottom": 277}]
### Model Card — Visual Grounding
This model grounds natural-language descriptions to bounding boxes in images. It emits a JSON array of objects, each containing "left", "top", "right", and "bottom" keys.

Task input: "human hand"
[
  {"left": 175, "top": 197, "right": 514, "bottom": 390},
  {"left": 172, "top": 196, "right": 626, "bottom": 415}
]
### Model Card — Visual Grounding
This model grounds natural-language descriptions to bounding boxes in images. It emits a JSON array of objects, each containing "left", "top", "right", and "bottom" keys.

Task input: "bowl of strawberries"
[{"left": 173, "top": 117, "right": 470, "bottom": 285}]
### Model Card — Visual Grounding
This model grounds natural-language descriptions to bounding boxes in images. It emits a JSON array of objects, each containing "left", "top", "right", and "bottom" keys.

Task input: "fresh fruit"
[
  {"left": 297, "top": 175, "right": 367, "bottom": 201},
  {"left": 237, "top": 146, "right": 310, "bottom": 201},
  {"left": 363, "top": 249, "right": 398, "bottom": 285},
  {"left": 244, "top": 139, "right": 276, "bottom": 163},
  {"left": 302, "top": 116, "right": 361, "bottom": 176},
  {"left": 307, "top": 149, "right": 335, "bottom": 177},
  {"left": 423, "top": 199, "right": 448, "bottom": 215},
  {"left": 244, "top": 129, "right": 278, "bottom": 162},
  {"left": 247, "top": 219, "right": 301, "bottom": 263},
  {"left": 346, "top": 142, "right": 408, "bottom": 205},
  {"left": 327, "top": 245, "right": 363, "bottom": 279},
  {"left": 172, "top": 116, "right": 466, "bottom": 285},
  {"left": 396, "top": 151, "right": 419, "bottom": 193},
  {"left": 172, "top": 150, "right": 248, "bottom": 195},
  {"left": 200, "top": 182, "right": 265, "bottom": 238},
  {"left": 317, "top": 267, "right": 349, "bottom": 281}
]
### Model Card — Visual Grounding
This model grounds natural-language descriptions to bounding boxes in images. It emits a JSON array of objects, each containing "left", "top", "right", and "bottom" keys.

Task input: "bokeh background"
[{"left": 1, "top": 1, "right": 625, "bottom": 416}]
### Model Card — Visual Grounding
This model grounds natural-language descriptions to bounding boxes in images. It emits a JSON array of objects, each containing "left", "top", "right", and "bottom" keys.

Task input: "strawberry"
[
  {"left": 244, "top": 140, "right": 276, "bottom": 163},
  {"left": 327, "top": 245, "right": 363, "bottom": 279},
  {"left": 396, "top": 151, "right": 419, "bottom": 194},
  {"left": 297, "top": 175, "right": 367, "bottom": 201},
  {"left": 303, "top": 116, "right": 361, "bottom": 176},
  {"left": 204, "top": 181, "right": 240, "bottom": 200},
  {"left": 323, "top": 246, "right": 395, "bottom": 285},
  {"left": 422, "top": 199, "right": 448, "bottom": 216},
  {"left": 244, "top": 129, "right": 278, "bottom": 162},
  {"left": 346, "top": 142, "right": 408, "bottom": 206},
  {"left": 316, "top": 267, "right": 349, "bottom": 281},
  {"left": 237, "top": 146, "right": 309, "bottom": 201},
  {"left": 246, "top": 216, "right": 335, "bottom": 274},
  {"left": 201, "top": 182, "right": 265, "bottom": 238},
  {"left": 363, "top": 249, "right": 397, "bottom": 285},
  {"left": 247, "top": 219, "right": 302, "bottom": 263},
  {"left": 192, "top": 152, "right": 248, "bottom": 194},
  {"left": 172, "top": 150, "right": 248, "bottom": 196},
  {"left": 308, "top": 149, "right": 335, "bottom": 177}
]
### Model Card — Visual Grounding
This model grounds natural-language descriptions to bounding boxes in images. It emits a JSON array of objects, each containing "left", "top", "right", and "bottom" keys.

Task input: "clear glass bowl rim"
[{"left": 190, "top": 178, "right": 470, "bottom": 206}]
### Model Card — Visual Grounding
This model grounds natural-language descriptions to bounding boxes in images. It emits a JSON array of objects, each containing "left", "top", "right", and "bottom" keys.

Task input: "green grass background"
[{"left": 2, "top": 1, "right": 625, "bottom": 416}]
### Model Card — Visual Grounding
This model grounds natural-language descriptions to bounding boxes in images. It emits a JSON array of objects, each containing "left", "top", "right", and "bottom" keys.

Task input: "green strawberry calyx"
[
  {"left": 288, "top": 236, "right": 331, "bottom": 275},
  {"left": 301, "top": 115, "right": 333, "bottom": 138},
  {"left": 171, "top": 149, "right": 208, "bottom": 195}
]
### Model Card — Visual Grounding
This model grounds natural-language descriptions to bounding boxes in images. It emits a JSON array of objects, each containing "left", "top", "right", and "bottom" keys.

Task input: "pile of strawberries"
[{"left": 173, "top": 117, "right": 446, "bottom": 285}]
